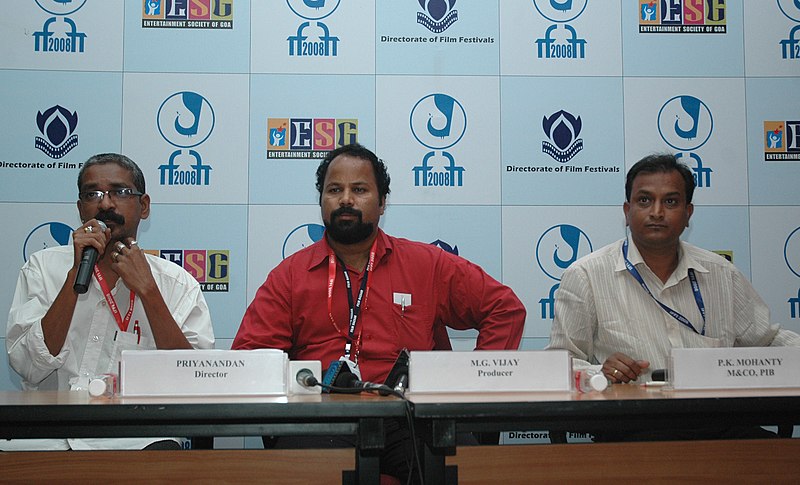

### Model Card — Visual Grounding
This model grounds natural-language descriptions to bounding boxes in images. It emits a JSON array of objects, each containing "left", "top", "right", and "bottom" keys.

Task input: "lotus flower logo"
[
  {"left": 417, "top": 0, "right": 458, "bottom": 33},
  {"left": 35, "top": 105, "right": 79, "bottom": 159},
  {"left": 541, "top": 110, "right": 583, "bottom": 163}
]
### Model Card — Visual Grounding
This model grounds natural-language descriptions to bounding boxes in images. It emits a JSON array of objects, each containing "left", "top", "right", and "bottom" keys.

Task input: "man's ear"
[
  {"left": 623, "top": 201, "right": 630, "bottom": 226},
  {"left": 140, "top": 193, "right": 151, "bottom": 220},
  {"left": 686, "top": 202, "right": 694, "bottom": 227}
]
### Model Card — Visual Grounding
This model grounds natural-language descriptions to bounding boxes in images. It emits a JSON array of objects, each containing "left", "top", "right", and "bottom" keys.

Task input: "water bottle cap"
[
  {"left": 88, "top": 378, "right": 107, "bottom": 397},
  {"left": 589, "top": 373, "right": 609, "bottom": 392}
]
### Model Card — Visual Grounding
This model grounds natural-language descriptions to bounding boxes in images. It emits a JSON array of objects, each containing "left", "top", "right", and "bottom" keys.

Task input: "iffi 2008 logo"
[
  {"left": 778, "top": 0, "right": 800, "bottom": 59},
  {"left": 286, "top": 0, "right": 341, "bottom": 57},
  {"left": 417, "top": 0, "right": 458, "bottom": 33},
  {"left": 542, "top": 110, "right": 583, "bottom": 163},
  {"left": 536, "top": 224, "right": 592, "bottom": 319},
  {"left": 657, "top": 95, "right": 714, "bottom": 189},
  {"left": 157, "top": 91, "right": 215, "bottom": 187},
  {"left": 533, "top": 0, "right": 587, "bottom": 60},
  {"left": 35, "top": 105, "right": 79, "bottom": 159},
  {"left": 33, "top": 0, "right": 87, "bottom": 53},
  {"left": 410, "top": 93, "right": 467, "bottom": 188}
]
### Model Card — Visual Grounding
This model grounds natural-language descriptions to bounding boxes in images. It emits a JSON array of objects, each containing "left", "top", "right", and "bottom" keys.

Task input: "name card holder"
[
  {"left": 408, "top": 350, "right": 571, "bottom": 394},
  {"left": 670, "top": 347, "right": 800, "bottom": 390},
  {"left": 120, "top": 349, "right": 288, "bottom": 396}
]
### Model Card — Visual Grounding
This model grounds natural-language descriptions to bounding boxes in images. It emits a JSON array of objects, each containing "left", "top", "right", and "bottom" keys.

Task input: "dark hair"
[
  {"left": 77, "top": 153, "right": 146, "bottom": 194},
  {"left": 315, "top": 143, "right": 391, "bottom": 205},
  {"left": 625, "top": 153, "right": 695, "bottom": 204}
]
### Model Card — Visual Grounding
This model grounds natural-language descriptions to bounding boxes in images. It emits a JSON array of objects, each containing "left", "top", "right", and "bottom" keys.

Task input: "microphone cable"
[{"left": 296, "top": 370, "right": 424, "bottom": 484}]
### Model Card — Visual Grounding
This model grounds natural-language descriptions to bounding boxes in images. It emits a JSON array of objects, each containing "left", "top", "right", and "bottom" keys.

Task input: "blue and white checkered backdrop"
[{"left": 1, "top": 1, "right": 799, "bottom": 396}]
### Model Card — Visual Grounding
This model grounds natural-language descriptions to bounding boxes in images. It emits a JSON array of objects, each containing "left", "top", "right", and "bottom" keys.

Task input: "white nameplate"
[
  {"left": 408, "top": 350, "right": 571, "bottom": 393},
  {"left": 670, "top": 347, "right": 800, "bottom": 390},
  {"left": 120, "top": 349, "right": 288, "bottom": 396}
]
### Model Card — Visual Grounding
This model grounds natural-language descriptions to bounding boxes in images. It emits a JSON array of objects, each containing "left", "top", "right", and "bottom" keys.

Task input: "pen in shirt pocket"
[
  {"left": 393, "top": 292, "right": 412, "bottom": 317},
  {"left": 134, "top": 320, "right": 141, "bottom": 344}
]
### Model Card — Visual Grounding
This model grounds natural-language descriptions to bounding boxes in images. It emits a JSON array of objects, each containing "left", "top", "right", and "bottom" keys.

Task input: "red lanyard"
[
  {"left": 327, "top": 239, "right": 377, "bottom": 361},
  {"left": 93, "top": 265, "right": 136, "bottom": 332}
]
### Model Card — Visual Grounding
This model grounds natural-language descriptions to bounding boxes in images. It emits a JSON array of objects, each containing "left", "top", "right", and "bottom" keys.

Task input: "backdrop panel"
[{"left": 1, "top": 2, "right": 798, "bottom": 403}]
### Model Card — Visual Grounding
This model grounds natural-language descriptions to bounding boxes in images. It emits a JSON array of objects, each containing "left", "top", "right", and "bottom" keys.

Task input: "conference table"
[
  {"left": 0, "top": 391, "right": 408, "bottom": 484},
  {"left": 1, "top": 386, "right": 799, "bottom": 483},
  {"left": 409, "top": 385, "right": 800, "bottom": 483}
]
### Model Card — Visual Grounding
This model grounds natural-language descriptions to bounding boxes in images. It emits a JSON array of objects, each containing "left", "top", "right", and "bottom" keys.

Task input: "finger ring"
[
  {"left": 112, "top": 251, "right": 120, "bottom": 262},
  {"left": 130, "top": 240, "right": 138, "bottom": 246},
  {"left": 84, "top": 226, "right": 93, "bottom": 233},
  {"left": 116, "top": 242, "right": 126, "bottom": 252},
  {"left": 612, "top": 369, "right": 620, "bottom": 377}
]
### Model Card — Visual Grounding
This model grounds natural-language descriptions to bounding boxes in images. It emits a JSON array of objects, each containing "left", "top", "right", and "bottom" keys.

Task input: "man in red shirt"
[{"left": 233, "top": 143, "right": 525, "bottom": 481}]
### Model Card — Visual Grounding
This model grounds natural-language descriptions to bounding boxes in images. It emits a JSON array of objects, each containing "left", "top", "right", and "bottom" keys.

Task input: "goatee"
[{"left": 325, "top": 207, "right": 374, "bottom": 244}]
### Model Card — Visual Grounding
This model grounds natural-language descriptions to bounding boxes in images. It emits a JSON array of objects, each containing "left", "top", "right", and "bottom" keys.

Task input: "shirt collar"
[{"left": 616, "top": 238, "right": 709, "bottom": 279}]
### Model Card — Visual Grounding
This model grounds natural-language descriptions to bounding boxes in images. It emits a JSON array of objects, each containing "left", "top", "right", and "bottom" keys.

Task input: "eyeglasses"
[{"left": 78, "top": 188, "right": 143, "bottom": 203}]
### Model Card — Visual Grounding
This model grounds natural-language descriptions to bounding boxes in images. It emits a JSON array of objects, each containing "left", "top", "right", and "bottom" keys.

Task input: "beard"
[{"left": 324, "top": 207, "right": 375, "bottom": 245}]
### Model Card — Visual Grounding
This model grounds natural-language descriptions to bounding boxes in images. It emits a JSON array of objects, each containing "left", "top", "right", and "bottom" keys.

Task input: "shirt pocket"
[
  {"left": 107, "top": 331, "right": 155, "bottom": 373},
  {"left": 389, "top": 300, "right": 433, "bottom": 348}
]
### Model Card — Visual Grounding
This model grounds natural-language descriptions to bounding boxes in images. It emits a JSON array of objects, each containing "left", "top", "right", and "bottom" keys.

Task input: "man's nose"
[
  {"left": 98, "top": 192, "right": 116, "bottom": 210},
  {"left": 650, "top": 201, "right": 664, "bottom": 218},
  {"left": 339, "top": 189, "right": 354, "bottom": 206}
]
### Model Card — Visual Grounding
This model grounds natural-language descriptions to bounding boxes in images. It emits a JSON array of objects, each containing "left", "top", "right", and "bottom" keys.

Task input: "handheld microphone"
[{"left": 73, "top": 220, "right": 107, "bottom": 294}]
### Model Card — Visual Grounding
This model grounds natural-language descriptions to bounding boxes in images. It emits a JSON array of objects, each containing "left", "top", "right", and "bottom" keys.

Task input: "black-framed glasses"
[{"left": 78, "top": 188, "right": 143, "bottom": 203}]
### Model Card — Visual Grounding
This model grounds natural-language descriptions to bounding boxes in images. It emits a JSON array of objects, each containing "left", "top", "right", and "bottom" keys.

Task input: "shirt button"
[{"left": 92, "top": 336, "right": 99, "bottom": 342}]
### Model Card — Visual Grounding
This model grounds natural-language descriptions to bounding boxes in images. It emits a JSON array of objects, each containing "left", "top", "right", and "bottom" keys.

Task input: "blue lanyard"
[{"left": 622, "top": 240, "right": 707, "bottom": 336}]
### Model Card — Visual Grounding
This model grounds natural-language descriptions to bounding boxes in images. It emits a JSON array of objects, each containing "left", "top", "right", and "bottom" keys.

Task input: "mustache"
[
  {"left": 331, "top": 207, "right": 362, "bottom": 220},
  {"left": 94, "top": 210, "right": 125, "bottom": 225}
]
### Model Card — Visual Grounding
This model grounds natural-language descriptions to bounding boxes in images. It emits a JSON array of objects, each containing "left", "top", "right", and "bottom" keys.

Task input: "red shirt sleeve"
[
  {"left": 232, "top": 264, "right": 294, "bottom": 352},
  {"left": 434, "top": 251, "right": 525, "bottom": 350}
]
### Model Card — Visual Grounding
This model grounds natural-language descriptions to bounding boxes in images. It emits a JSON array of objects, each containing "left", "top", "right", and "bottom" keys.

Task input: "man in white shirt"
[
  {"left": 5, "top": 153, "right": 215, "bottom": 450},
  {"left": 548, "top": 153, "right": 800, "bottom": 383}
]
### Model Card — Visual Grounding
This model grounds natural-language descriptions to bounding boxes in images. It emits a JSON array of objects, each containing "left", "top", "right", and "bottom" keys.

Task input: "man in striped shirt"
[{"left": 548, "top": 154, "right": 800, "bottom": 386}]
